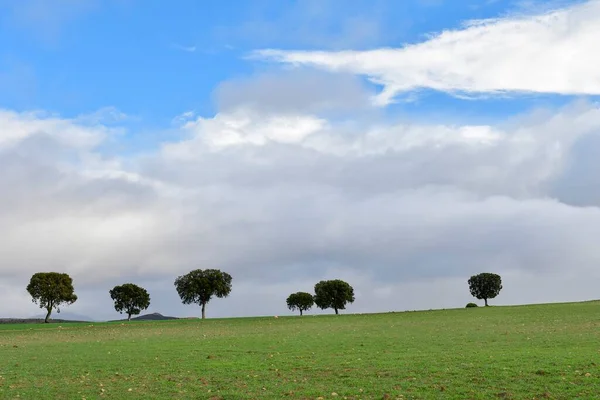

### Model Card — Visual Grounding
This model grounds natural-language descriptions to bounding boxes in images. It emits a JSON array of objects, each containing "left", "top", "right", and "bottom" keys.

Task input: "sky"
[{"left": 1, "top": 0, "right": 600, "bottom": 321}]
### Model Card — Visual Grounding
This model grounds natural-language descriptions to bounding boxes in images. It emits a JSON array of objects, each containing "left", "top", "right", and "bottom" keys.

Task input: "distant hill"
[
  {"left": 108, "top": 312, "right": 179, "bottom": 322},
  {"left": 31, "top": 312, "right": 95, "bottom": 322},
  {"left": 0, "top": 312, "right": 180, "bottom": 324},
  {"left": 0, "top": 311, "right": 94, "bottom": 324},
  {"left": 0, "top": 317, "right": 89, "bottom": 324},
  {"left": 132, "top": 312, "right": 178, "bottom": 321}
]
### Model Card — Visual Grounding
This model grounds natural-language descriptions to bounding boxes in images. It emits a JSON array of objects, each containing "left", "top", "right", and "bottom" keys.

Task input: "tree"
[
  {"left": 286, "top": 292, "right": 314, "bottom": 316},
  {"left": 109, "top": 283, "right": 151, "bottom": 321},
  {"left": 314, "top": 279, "right": 355, "bottom": 315},
  {"left": 468, "top": 272, "right": 502, "bottom": 307},
  {"left": 174, "top": 269, "right": 232, "bottom": 319},
  {"left": 26, "top": 272, "right": 78, "bottom": 323}
]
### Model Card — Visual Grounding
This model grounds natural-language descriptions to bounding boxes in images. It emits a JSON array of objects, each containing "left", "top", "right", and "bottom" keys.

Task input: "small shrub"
[{"left": 466, "top": 302, "right": 479, "bottom": 308}]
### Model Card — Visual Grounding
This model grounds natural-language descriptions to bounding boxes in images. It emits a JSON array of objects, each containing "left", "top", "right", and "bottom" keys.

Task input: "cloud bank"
[{"left": 2, "top": 98, "right": 600, "bottom": 320}]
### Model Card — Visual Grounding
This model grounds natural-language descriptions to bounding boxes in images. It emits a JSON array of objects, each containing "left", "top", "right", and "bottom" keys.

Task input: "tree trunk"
[
  {"left": 484, "top": 298, "right": 489, "bottom": 307},
  {"left": 300, "top": 309, "right": 303, "bottom": 316},
  {"left": 201, "top": 303, "right": 206, "bottom": 319},
  {"left": 334, "top": 307, "right": 339, "bottom": 315},
  {"left": 128, "top": 312, "right": 132, "bottom": 321},
  {"left": 44, "top": 308, "right": 52, "bottom": 323}
]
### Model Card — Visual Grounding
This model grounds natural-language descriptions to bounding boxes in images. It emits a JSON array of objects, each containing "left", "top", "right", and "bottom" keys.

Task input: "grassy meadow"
[{"left": 1, "top": 302, "right": 600, "bottom": 399}]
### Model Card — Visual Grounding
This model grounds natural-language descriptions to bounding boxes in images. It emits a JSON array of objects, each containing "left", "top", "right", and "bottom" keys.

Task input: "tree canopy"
[
  {"left": 109, "top": 283, "right": 151, "bottom": 321},
  {"left": 314, "top": 279, "right": 355, "bottom": 315},
  {"left": 286, "top": 292, "right": 314, "bottom": 316},
  {"left": 174, "top": 269, "right": 232, "bottom": 319},
  {"left": 468, "top": 272, "right": 502, "bottom": 306},
  {"left": 26, "top": 272, "right": 78, "bottom": 323}
]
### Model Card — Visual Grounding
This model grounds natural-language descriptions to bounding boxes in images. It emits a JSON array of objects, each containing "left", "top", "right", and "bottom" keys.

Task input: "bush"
[{"left": 466, "top": 302, "right": 478, "bottom": 308}]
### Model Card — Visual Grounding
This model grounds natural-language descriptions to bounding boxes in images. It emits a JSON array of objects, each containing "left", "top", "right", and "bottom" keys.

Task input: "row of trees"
[
  {"left": 286, "top": 273, "right": 504, "bottom": 315},
  {"left": 26, "top": 269, "right": 233, "bottom": 323},
  {"left": 25, "top": 270, "right": 503, "bottom": 323}
]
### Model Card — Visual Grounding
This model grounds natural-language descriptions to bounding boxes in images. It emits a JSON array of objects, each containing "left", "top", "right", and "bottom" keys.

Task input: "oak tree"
[
  {"left": 468, "top": 272, "right": 502, "bottom": 306},
  {"left": 174, "top": 269, "right": 232, "bottom": 319},
  {"left": 314, "top": 279, "right": 355, "bottom": 315},
  {"left": 109, "top": 283, "right": 151, "bottom": 321},
  {"left": 26, "top": 272, "right": 77, "bottom": 323},
  {"left": 286, "top": 292, "right": 314, "bottom": 316}
]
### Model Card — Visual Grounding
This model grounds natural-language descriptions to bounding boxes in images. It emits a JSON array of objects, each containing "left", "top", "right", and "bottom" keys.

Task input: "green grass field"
[{"left": 1, "top": 302, "right": 600, "bottom": 399}]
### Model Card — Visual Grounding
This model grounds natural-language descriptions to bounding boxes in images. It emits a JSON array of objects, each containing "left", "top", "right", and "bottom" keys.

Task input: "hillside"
[{"left": 2, "top": 301, "right": 600, "bottom": 399}]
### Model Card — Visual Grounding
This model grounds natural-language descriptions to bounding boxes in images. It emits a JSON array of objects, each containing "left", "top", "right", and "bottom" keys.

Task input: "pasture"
[{"left": 1, "top": 302, "right": 600, "bottom": 399}]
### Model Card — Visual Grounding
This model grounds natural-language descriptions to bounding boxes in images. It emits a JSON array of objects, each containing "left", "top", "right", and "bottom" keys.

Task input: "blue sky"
[
  {"left": 2, "top": 0, "right": 600, "bottom": 320},
  {"left": 0, "top": 0, "right": 577, "bottom": 125}
]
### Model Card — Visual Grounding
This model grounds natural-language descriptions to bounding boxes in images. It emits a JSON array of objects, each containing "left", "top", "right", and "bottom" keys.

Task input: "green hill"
[{"left": 1, "top": 301, "right": 599, "bottom": 399}]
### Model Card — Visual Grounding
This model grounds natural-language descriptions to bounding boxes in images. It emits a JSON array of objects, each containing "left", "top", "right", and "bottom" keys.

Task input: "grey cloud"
[
  {"left": 550, "top": 131, "right": 600, "bottom": 206},
  {"left": 215, "top": 70, "right": 374, "bottom": 115},
  {"left": 147, "top": 103, "right": 597, "bottom": 201},
  {"left": 135, "top": 103, "right": 600, "bottom": 291}
]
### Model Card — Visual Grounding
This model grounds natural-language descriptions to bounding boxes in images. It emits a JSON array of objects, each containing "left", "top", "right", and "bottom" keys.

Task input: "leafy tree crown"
[
  {"left": 286, "top": 292, "right": 314, "bottom": 312},
  {"left": 314, "top": 279, "right": 355, "bottom": 311},
  {"left": 468, "top": 273, "right": 502, "bottom": 301},
  {"left": 26, "top": 272, "right": 77, "bottom": 312},
  {"left": 174, "top": 269, "right": 232, "bottom": 305},
  {"left": 109, "top": 283, "right": 151, "bottom": 317}
]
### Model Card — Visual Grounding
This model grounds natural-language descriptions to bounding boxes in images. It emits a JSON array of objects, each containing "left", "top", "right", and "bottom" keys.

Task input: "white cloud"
[
  {"left": 0, "top": 109, "right": 113, "bottom": 149},
  {"left": 255, "top": 0, "right": 600, "bottom": 105},
  {"left": 3, "top": 101, "right": 600, "bottom": 320},
  {"left": 165, "top": 108, "right": 328, "bottom": 153}
]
